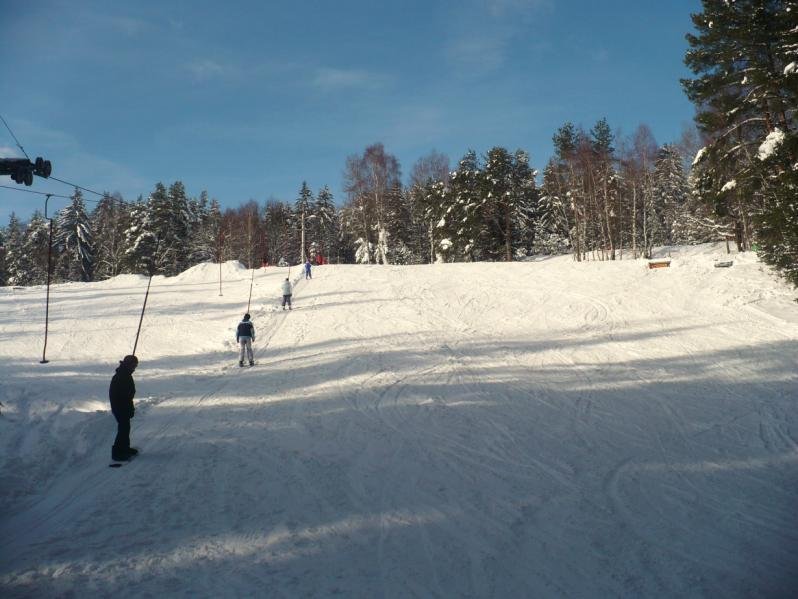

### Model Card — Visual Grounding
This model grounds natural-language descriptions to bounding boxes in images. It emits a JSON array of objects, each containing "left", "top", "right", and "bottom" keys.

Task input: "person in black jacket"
[
  {"left": 110, "top": 354, "right": 138, "bottom": 461},
  {"left": 236, "top": 313, "right": 255, "bottom": 367}
]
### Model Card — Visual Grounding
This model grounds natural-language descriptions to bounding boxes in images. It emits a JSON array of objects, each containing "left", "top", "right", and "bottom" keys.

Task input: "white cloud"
[
  {"left": 187, "top": 59, "right": 233, "bottom": 82},
  {"left": 103, "top": 15, "right": 149, "bottom": 36},
  {"left": 0, "top": 146, "right": 19, "bottom": 158},
  {"left": 445, "top": 34, "right": 508, "bottom": 72},
  {"left": 445, "top": 0, "right": 552, "bottom": 74},
  {"left": 312, "top": 68, "right": 392, "bottom": 91},
  {"left": 485, "top": 0, "right": 552, "bottom": 17}
]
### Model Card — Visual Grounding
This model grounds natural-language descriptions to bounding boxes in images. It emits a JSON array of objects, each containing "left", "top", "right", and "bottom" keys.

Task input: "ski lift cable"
[
  {"left": 0, "top": 113, "right": 30, "bottom": 160},
  {"left": 0, "top": 183, "right": 122, "bottom": 209},
  {"left": 0, "top": 183, "right": 71, "bottom": 199},
  {"left": 47, "top": 175, "right": 109, "bottom": 199},
  {"left": 246, "top": 266, "right": 256, "bottom": 313},
  {"left": 0, "top": 114, "right": 116, "bottom": 200}
]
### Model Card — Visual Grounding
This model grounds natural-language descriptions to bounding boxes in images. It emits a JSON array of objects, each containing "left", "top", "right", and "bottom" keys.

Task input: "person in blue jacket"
[
  {"left": 236, "top": 313, "right": 255, "bottom": 366},
  {"left": 304, "top": 260, "right": 312, "bottom": 279}
]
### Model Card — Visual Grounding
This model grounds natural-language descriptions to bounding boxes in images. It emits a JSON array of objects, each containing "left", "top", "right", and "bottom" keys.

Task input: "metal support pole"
[
  {"left": 132, "top": 275, "right": 153, "bottom": 356},
  {"left": 218, "top": 229, "right": 224, "bottom": 297},
  {"left": 246, "top": 266, "right": 255, "bottom": 313},
  {"left": 40, "top": 194, "right": 53, "bottom": 364}
]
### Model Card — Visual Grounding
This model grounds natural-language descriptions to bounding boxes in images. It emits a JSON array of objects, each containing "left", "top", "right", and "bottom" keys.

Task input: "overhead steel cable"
[
  {"left": 0, "top": 183, "right": 71, "bottom": 199},
  {"left": 47, "top": 175, "right": 108, "bottom": 198},
  {"left": 0, "top": 113, "right": 30, "bottom": 160}
]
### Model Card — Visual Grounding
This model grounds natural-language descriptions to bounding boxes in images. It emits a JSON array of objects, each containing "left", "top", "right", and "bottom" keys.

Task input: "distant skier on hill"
[
  {"left": 281, "top": 278, "right": 293, "bottom": 310},
  {"left": 236, "top": 313, "right": 255, "bottom": 367},
  {"left": 109, "top": 355, "right": 138, "bottom": 462},
  {"left": 304, "top": 260, "right": 312, "bottom": 280}
]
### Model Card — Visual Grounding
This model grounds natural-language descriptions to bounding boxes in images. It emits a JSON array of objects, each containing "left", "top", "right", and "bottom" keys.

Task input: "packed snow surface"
[{"left": 1, "top": 245, "right": 797, "bottom": 597}]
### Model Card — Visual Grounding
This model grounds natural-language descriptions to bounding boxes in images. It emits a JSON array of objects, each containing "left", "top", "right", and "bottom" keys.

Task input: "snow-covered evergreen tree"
[
  {"left": 56, "top": 190, "right": 94, "bottom": 282},
  {"left": 481, "top": 147, "right": 538, "bottom": 261},
  {"left": 92, "top": 194, "right": 130, "bottom": 280},
  {"left": 189, "top": 196, "right": 221, "bottom": 264},
  {"left": 295, "top": 181, "right": 314, "bottom": 263},
  {"left": 4, "top": 213, "right": 27, "bottom": 286},
  {"left": 652, "top": 144, "right": 689, "bottom": 243},
  {"left": 313, "top": 185, "right": 338, "bottom": 264},
  {"left": 124, "top": 197, "right": 158, "bottom": 275},
  {"left": 755, "top": 128, "right": 798, "bottom": 286},
  {"left": 671, "top": 174, "right": 733, "bottom": 245},
  {"left": 682, "top": 0, "right": 798, "bottom": 275},
  {"left": 21, "top": 211, "right": 52, "bottom": 285},
  {"left": 440, "top": 150, "right": 480, "bottom": 260},
  {"left": 535, "top": 160, "right": 571, "bottom": 254}
]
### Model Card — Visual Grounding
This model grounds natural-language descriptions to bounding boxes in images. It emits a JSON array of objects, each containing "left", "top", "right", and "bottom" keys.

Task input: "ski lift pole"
[
  {"left": 218, "top": 228, "right": 224, "bottom": 296},
  {"left": 132, "top": 274, "right": 153, "bottom": 356},
  {"left": 246, "top": 266, "right": 255, "bottom": 313},
  {"left": 40, "top": 194, "right": 54, "bottom": 364}
]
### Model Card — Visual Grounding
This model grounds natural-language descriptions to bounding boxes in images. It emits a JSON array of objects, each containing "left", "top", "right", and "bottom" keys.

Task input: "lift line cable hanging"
[
  {"left": 246, "top": 266, "right": 256, "bottom": 313},
  {"left": 132, "top": 274, "right": 153, "bottom": 357},
  {"left": 0, "top": 183, "right": 121, "bottom": 210},
  {"left": 0, "top": 183, "right": 71, "bottom": 199},
  {"left": 47, "top": 175, "right": 108, "bottom": 198},
  {"left": 0, "top": 113, "right": 30, "bottom": 160}
]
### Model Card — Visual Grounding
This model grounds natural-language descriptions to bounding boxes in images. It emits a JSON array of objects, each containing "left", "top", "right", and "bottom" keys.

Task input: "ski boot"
[{"left": 111, "top": 447, "right": 130, "bottom": 462}]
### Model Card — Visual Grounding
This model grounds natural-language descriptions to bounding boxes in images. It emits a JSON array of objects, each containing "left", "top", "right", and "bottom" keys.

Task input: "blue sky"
[{"left": 1, "top": 0, "right": 700, "bottom": 222}]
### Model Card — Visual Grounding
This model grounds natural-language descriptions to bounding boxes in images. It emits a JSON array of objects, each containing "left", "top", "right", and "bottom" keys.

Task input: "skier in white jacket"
[{"left": 281, "top": 278, "right": 293, "bottom": 310}]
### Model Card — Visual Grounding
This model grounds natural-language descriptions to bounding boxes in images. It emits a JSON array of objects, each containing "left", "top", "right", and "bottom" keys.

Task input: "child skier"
[
  {"left": 281, "top": 277, "right": 293, "bottom": 310},
  {"left": 304, "top": 260, "right": 312, "bottom": 279},
  {"left": 236, "top": 313, "right": 255, "bottom": 366},
  {"left": 109, "top": 354, "right": 138, "bottom": 461}
]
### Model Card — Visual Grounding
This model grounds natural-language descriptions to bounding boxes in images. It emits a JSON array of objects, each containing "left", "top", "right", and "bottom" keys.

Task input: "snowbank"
[{"left": 172, "top": 260, "right": 249, "bottom": 283}]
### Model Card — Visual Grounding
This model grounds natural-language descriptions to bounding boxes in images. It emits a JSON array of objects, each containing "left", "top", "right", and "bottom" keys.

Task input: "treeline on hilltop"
[
  {"left": 0, "top": 130, "right": 723, "bottom": 287},
  {"left": 1, "top": 0, "right": 796, "bottom": 287}
]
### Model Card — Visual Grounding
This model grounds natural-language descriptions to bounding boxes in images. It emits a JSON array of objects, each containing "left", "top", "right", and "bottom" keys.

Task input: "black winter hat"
[
  {"left": 243, "top": 313, "right": 251, "bottom": 320},
  {"left": 121, "top": 355, "right": 139, "bottom": 368}
]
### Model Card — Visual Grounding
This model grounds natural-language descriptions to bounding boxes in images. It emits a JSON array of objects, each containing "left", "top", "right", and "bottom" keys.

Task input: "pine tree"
[
  {"left": 590, "top": 118, "right": 620, "bottom": 259},
  {"left": 535, "top": 160, "right": 571, "bottom": 254},
  {"left": 92, "top": 194, "right": 130, "bottom": 280},
  {"left": 190, "top": 196, "right": 221, "bottom": 265},
  {"left": 671, "top": 171, "right": 733, "bottom": 244},
  {"left": 755, "top": 128, "right": 798, "bottom": 285},
  {"left": 4, "top": 213, "right": 27, "bottom": 286},
  {"left": 164, "top": 181, "right": 192, "bottom": 275},
  {"left": 21, "top": 211, "right": 52, "bottom": 285},
  {"left": 313, "top": 185, "right": 338, "bottom": 264},
  {"left": 652, "top": 144, "right": 689, "bottom": 243},
  {"left": 682, "top": 0, "right": 798, "bottom": 278},
  {"left": 295, "top": 181, "right": 314, "bottom": 263},
  {"left": 441, "top": 150, "right": 480, "bottom": 261},
  {"left": 480, "top": 147, "right": 537, "bottom": 260},
  {"left": 124, "top": 197, "right": 158, "bottom": 275},
  {"left": 56, "top": 190, "right": 94, "bottom": 282},
  {"left": 510, "top": 149, "right": 539, "bottom": 257}
]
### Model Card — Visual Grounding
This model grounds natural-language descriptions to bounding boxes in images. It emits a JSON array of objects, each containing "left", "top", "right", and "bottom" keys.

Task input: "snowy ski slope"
[{"left": 1, "top": 244, "right": 797, "bottom": 597}]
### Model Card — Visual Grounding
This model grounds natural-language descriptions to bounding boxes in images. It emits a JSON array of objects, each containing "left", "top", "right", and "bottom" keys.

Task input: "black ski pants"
[{"left": 113, "top": 413, "right": 131, "bottom": 452}]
